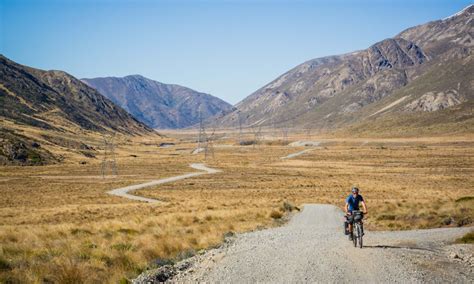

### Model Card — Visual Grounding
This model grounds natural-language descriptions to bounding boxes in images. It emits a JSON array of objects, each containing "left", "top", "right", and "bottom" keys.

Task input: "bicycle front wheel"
[{"left": 356, "top": 223, "right": 363, "bottom": 248}]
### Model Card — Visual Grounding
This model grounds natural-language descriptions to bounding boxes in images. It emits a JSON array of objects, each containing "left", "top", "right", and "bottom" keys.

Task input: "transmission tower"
[
  {"left": 101, "top": 133, "right": 117, "bottom": 178},
  {"left": 204, "top": 126, "right": 215, "bottom": 160},
  {"left": 281, "top": 125, "right": 289, "bottom": 143},
  {"left": 250, "top": 124, "right": 262, "bottom": 148},
  {"left": 197, "top": 109, "right": 206, "bottom": 149},
  {"left": 236, "top": 110, "right": 243, "bottom": 145}
]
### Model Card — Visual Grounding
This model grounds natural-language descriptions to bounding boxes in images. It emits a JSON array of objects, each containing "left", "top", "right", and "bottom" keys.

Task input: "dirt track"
[
  {"left": 166, "top": 204, "right": 473, "bottom": 283},
  {"left": 107, "top": 163, "right": 221, "bottom": 202}
]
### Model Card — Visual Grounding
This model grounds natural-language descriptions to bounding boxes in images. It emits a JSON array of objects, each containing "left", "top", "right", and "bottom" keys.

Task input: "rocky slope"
[
  {"left": 82, "top": 75, "right": 233, "bottom": 129},
  {"left": 217, "top": 5, "right": 473, "bottom": 134},
  {"left": 0, "top": 55, "right": 152, "bottom": 164}
]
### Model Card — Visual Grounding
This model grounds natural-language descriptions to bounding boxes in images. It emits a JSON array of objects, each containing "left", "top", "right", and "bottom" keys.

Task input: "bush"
[
  {"left": 262, "top": 140, "right": 289, "bottom": 146},
  {"left": 239, "top": 140, "right": 257, "bottom": 146},
  {"left": 0, "top": 256, "right": 11, "bottom": 271},
  {"left": 117, "top": 228, "right": 139, "bottom": 235},
  {"left": 455, "top": 232, "right": 474, "bottom": 244},
  {"left": 376, "top": 214, "right": 397, "bottom": 221},
  {"left": 282, "top": 201, "right": 299, "bottom": 212},
  {"left": 111, "top": 243, "right": 134, "bottom": 252},
  {"left": 270, "top": 210, "right": 283, "bottom": 219},
  {"left": 70, "top": 228, "right": 92, "bottom": 235}
]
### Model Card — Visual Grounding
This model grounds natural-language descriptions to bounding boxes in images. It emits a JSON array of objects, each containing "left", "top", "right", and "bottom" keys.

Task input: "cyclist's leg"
[{"left": 347, "top": 215, "right": 354, "bottom": 239}]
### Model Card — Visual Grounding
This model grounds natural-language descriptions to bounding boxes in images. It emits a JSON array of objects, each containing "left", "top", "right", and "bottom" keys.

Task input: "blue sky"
[{"left": 1, "top": 0, "right": 471, "bottom": 104}]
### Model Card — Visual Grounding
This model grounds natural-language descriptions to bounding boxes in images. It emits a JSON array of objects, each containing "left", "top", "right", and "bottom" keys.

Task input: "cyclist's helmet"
[{"left": 351, "top": 186, "right": 359, "bottom": 194}]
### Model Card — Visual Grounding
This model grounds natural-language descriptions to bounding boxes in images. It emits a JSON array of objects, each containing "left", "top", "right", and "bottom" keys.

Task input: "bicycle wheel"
[
  {"left": 357, "top": 223, "right": 363, "bottom": 248},
  {"left": 353, "top": 224, "right": 358, "bottom": 247}
]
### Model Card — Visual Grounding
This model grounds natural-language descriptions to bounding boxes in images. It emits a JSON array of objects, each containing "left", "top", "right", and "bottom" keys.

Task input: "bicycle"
[{"left": 344, "top": 210, "right": 364, "bottom": 248}]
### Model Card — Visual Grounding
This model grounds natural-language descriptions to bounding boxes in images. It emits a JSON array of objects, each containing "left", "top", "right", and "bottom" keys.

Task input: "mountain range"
[
  {"left": 82, "top": 76, "right": 233, "bottom": 129},
  {"left": 0, "top": 55, "right": 152, "bottom": 165},
  {"left": 1, "top": 4, "right": 472, "bottom": 166},
  {"left": 215, "top": 4, "right": 473, "bottom": 135}
]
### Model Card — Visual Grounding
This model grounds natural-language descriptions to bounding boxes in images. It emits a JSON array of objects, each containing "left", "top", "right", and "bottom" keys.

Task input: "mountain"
[
  {"left": 0, "top": 55, "right": 152, "bottom": 165},
  {"left": 82, "top": 75, "right": 233, "bottom": 129},
  {"left": 0, "top": 55, "right": 151, "bottom": 135},
  {"left": 217, "top": 5, "right": 473, "bottom": 135}
]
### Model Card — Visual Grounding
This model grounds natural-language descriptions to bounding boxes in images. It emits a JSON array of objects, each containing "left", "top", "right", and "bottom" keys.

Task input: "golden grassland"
[{"left": 0, "top": 129, "right": 473, "bottom": 283}]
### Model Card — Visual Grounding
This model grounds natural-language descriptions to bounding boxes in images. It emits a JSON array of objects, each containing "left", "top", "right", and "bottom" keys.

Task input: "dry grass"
[
  {"left": 0, "top": 129, "right": 473, "bottom": 282},
  {"left": 455, "top": 231, "right": 474, "bottom": 244}
]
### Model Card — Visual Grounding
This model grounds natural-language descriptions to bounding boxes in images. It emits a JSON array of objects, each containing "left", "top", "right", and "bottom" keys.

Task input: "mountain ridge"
[
  {"left": 214, "top": 4, "right": 473, "bottom": 135},
  {"left": 0, "top": 55, "right": 153, "bottom": 165},
  {"left": 82, "top": 75, "right": 233, "bottom": 129}
]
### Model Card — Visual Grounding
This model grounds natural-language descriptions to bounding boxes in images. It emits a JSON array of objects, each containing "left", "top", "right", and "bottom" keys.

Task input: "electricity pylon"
[{"left": 101, "top": 133, "right": 117, "bottom": 178}]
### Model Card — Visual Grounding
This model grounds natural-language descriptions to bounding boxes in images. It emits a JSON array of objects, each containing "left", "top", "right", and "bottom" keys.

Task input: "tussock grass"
[
  {"left": 455, "top": 232, "right": 474, "bottom": 244},
  {"left": 270, "top": 210, "right": 283, "bottom": 219},
  {"left": 1, "top": 132, "right": 473, "bottom": 282}
]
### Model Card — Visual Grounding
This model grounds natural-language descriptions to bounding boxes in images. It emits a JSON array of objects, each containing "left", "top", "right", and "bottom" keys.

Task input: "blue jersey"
[{"left": 346, "top": 194, "right": 364, "bottom": 211}]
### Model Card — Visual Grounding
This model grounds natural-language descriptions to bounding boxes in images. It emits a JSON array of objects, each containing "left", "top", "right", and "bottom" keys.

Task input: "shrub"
[
  {"left": 270, "top": 210, "right": 283, "bottom": 219},
  {"left": 117, "top": 228, "right": 139, "bottom": 235},
  {"left": 176, "top": 249, "right": 196, "bottom": 260},
  {"left": 51, "top": 258, "right": 88, "bottom": 284},
  {"left": 376, "top": 214, "right": 397, "bottom": 221},
  {"left": 0, "top": 256, "right": 11, "bottom": 271},
  {"left": 111, "top": 243, "right": 134, "bottom": 252},
  {"left": 455, "top": 232, "right": 474, "bottom": 244},
  {"left": 282, "top": 201, "right": 299, "bottom": 212},
  {"left": 262, "top": 140, "right": 289, "bottom": 146},
  {"left": 239, "top": 140, "right": 257, "bottom": 146},
  {"left": 70, "top": 228, "right": 92, "bottom": 236}
]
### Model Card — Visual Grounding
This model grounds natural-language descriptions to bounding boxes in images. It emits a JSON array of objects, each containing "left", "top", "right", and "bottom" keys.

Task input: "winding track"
[
  {"left": 107, "top": 163, "right": 221, "bottom": 202},
  {"left": 280, "top": 149, "right": 314, "bottom": 160},
  {"left": 107, "top": 147, "right": 310, "bottom": 202}
]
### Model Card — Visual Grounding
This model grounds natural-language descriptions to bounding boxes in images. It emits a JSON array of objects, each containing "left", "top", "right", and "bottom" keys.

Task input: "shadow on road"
[{"left": 363, "top": 245, "right": 438, "bottom": 252}]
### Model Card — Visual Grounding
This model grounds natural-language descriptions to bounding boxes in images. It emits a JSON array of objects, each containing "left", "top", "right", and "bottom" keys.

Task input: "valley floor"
[{"left": 0, "top": 132, "right": 473, "bottom": 282}]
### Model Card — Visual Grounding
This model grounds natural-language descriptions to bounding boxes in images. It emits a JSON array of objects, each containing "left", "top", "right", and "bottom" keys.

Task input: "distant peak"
[
  {"left": 443, "top": 4, "right": 473, "bottom": 21},
  {"left": 125, "top": 74, "right": 147, "bottom": 79}
]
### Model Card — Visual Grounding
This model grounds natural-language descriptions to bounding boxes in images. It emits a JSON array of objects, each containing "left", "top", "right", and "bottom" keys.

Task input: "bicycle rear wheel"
[{"left": 352, "top": 224, "right": 358, "bottom": 247}]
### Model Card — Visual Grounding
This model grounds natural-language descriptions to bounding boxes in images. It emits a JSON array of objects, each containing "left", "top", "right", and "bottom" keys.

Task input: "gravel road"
[
  {"left": 167, "top": 204, "right": 473, "bottom": 283},
  {"left": 107, "top": 163, "right": 221, "bottom": 202},
  {"left": 280, "top": 149, "right": 314, "bottom": 160}
]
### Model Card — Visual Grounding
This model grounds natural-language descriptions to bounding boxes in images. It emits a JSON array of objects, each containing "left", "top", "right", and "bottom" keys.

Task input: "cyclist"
[{"left": 345, "top": 186, "right": 367, "bottom": 240}]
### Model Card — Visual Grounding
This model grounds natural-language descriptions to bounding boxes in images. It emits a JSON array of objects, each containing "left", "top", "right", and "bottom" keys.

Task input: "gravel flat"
[{"left": 171, "top": 204, "right": 473, "bottom": 283}]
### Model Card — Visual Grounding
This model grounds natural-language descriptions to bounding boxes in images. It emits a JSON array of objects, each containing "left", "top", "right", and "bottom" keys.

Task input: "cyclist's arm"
[
  {"left": 361, "top": 201, "right": 367, "bottom": 214},
  {"left": 345, "top": 202, "right": 349, "bottom": 214}
]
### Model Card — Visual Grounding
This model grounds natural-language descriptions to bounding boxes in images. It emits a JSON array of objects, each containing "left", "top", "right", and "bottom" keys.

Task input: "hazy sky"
[{"left": 1, "top": 0, "right": 471, "bottom": 104}]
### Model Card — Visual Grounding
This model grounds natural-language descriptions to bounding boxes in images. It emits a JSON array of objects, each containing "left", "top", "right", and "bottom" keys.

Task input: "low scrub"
[
  {"left": 282, "top": 201, "right": 300, "bottom": 212},
  {"left": 239, "top": 140, "right": 257, "bottom": 146},
  {"left": 262, "top": 140, "right": 289, "bottom": 146},
  {"left": 455, "top": 232, "right": 474, "bottom": 244},
  {"left": 270, "top": 210, "right": 283, "bottom": 219}
]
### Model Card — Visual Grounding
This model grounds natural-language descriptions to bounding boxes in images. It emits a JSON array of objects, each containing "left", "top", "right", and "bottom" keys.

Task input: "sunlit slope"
[
  {"left": 0, "top": 55, "right": 154, "bottom": 165},
  {"left": 215, "top": 5, "right": 473, "bottom": 135}
]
